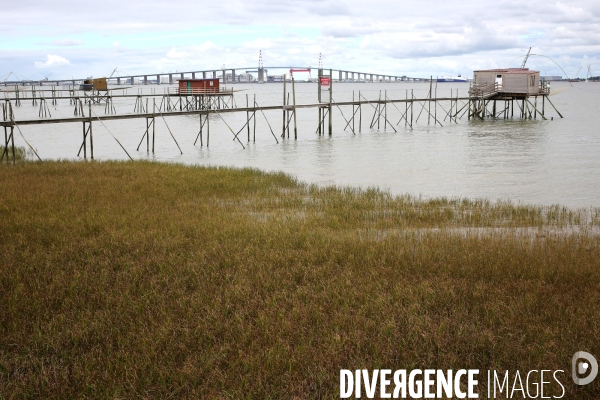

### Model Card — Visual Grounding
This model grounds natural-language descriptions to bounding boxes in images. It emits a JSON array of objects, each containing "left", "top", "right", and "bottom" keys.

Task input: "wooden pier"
[{"left": 1, "top": 70, "right": 562, "bottom": 164}]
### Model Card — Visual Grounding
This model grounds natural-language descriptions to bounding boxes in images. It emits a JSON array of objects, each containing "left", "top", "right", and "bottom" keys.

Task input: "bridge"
[{"left": 1, "top": 67, "right": 425, "bottom": 87}]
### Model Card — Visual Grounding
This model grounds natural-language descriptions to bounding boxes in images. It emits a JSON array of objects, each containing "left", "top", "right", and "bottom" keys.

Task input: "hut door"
[
  {"left": 186, "top": 81, "right": 191, "bottom": 93},
  {"left": 495, "top": 74, "right": 503, "bottom": 89}
]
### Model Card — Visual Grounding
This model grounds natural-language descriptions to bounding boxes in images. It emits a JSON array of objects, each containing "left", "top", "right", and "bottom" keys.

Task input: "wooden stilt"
[
  {"left": 246, "top": 94, "right": 250, "bottom": 142},
  {"left": 328, "top": 69, "right": 332, "bottom": 136},
  {"left": 292, "top": 77, "right": 297, "bottom": 140},
  {"left": 282, "top": 75, "right": 286, "bottom": 138}
]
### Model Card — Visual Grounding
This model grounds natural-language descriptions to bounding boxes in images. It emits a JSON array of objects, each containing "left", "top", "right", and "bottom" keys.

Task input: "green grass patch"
[
  {"left": 1, "top": 161, "right": 599, "bottom": 398},
  {"left": 0, "top": 145, "right": 31, "bottom": 163}
]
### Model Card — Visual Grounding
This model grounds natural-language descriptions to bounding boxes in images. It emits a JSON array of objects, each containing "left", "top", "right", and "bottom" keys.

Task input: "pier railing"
[
  {"left": 469, "top": 81, "right": 550, "bottom": 98},
  {"left": 469, "top": 82, "right": 500, "bottom": 98}
]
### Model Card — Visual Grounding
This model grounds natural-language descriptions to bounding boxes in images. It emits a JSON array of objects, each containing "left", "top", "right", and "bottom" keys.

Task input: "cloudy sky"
[{"left": 1, "top": 0, "right": 599, "bottom": 81}]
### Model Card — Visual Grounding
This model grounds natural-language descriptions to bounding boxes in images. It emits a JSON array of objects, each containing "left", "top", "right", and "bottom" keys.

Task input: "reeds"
[{"left": 1, "top": 161, "right": 598, "bottom": 398}]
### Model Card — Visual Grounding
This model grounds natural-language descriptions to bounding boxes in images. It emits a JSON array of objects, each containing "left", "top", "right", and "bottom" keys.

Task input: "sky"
[{"left": 1, "top": 0, "right": 599, "bottom": 81}]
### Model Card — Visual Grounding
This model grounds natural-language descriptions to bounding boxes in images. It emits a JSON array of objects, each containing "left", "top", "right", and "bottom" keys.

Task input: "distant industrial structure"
[{"left": 540, "top": 75, "right": 562, "bottom": 81}]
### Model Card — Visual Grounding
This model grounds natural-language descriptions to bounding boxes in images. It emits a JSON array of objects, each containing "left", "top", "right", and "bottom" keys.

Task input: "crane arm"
[{"left": 521, "top": 47, "right": 532, "bottom": 68}]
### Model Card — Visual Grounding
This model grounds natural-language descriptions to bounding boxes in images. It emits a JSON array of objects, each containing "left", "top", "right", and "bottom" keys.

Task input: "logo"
[{"left": 572, "top": 351, "right": 598, "bottom": 386}]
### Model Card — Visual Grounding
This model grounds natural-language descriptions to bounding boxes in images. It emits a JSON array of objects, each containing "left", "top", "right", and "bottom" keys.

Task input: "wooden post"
[
  {"left": 89, "top": 102, "right": 93, "bottom": 160},
  {"left": 282, "top": 75, "right": 286, "bottom": 138},
  {"left": 9, "top": 103, "right": 15, "bottom": 164},
  {"left": 152, "top": 98, "right": 156, "bottom": 153},
  {"left": 542, "top": 95, "right": 545, "bottom": 117},
  {"left": 318, "top": 107, "right": 322, "bottom": 135},
  {"left": 545, "top": 95, "right": 563, "bottom": 118},
  {"left": 434, "top": 79, "right": 437, "bottom": 124},
  {"left": 411, "top": 89, "right": 414, "bottom": 127},
  {"left": 328, "top": 69, "right": 332, "bottom": 136},
  {"left": 384, "top": 90, "right": 387, "bottom": 130},
  {"left": 450, "top": 89, "right": 453, "bottom": 123},
  {"left": 359, "top": 90, "right": 362, "bottom": 133},
  {"left": 246, "top": 94, "right": 250, "bottom": 142},
  {"left": 253, "top": 94, "right": 256, "bottom": 143},
  {"left": 82, "top": 110, "right": 87, "bottom": 159},
  {"left": 352, "top": 91, "right": 355, "bottom": 132},
  {"left": 405, "top": 89, "right": 408, "bottom": 127},
  {"left": 199, "top": 114, "right": 203, "bottom": 146},
  {"left": 292, "top": 76, "right": 298, "bottom": 140},
  {"left": 468, "top": 98, "right": 471, "bottom": 121},
  {"left": 286, "top": 92, "right": 290, "bottom": 138},
  {"left": 318, "top": 69, "right": 322, "bottom": 103},
  {"left": 428, "top": 77, "right": 432, "bottom": 125}
]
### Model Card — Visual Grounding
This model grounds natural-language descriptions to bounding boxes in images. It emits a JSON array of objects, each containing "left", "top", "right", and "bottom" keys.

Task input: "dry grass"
[{"left": 0, "top": 160, "right": 599, "bottom": 399}]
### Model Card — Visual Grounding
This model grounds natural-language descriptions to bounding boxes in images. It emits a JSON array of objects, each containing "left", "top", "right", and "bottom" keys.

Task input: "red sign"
[{"left": 320, "top": 77, "right": 330, "bottom": 86}]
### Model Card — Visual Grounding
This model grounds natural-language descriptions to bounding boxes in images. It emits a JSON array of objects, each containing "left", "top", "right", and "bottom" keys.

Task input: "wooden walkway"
[{"left": 1, "top": 73, "right": 563, "bottom": 163}]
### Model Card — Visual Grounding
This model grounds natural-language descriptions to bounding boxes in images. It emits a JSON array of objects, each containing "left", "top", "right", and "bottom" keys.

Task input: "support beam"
[{"left": 258, "top": 68, "right": 264, "bottom": 83}]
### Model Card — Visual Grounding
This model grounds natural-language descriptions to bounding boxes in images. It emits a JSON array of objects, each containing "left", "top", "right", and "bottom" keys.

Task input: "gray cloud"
[{"left": 1, "top": 0, "right": 599, "bottom": 79}]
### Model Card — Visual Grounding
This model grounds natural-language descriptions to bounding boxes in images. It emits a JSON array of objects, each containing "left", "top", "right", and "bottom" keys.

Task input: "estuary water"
[{"left": 3, "top": 81, "right": 599, "bottom": 208}]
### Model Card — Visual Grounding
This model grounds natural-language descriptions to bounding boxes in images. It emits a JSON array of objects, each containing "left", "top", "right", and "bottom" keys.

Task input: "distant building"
[
  {"left": 225, "top": 72, "right": 254, "bottom": 83},
  {"left": 540, "top": 75, "right": 562, "bottom": 81}
]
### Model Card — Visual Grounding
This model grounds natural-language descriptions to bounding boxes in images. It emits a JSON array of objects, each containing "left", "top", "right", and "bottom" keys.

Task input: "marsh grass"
[
  {"left": 0, "top": 146, "right": 30, "bottom": 163},
  {"left": 1, "top": 161, "right": 599, "bottom": 398}
]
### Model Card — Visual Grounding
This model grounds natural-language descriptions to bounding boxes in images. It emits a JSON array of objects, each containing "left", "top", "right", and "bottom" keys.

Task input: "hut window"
[
  {"left": 530, "top": 75, "right": 535, "bottom": 86},
  {"left": 210, "top": 81, "right": 213, "bottom": 86}
]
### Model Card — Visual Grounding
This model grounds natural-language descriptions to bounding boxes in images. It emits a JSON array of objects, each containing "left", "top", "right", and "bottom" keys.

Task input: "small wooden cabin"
[
  {"left": 472, "top": 68, "right": 540, "bottom": 95},
  {"left": 178, "top": 79, "right": 220, "bottom": 94},
  {"left": 80, "top": 77, "right": 108, "bottom": 91}
]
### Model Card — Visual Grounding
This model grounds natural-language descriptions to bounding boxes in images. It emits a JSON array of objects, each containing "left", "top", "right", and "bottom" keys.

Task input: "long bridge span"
[{"left": 2, "top": 67, "right": 425, "bottom": 87}]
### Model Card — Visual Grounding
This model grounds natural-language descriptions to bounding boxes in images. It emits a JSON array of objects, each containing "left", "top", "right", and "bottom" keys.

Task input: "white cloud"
[
  {"left": 2, "top": 0, "right": 599, "bottom": 79},
  {"left": 166, "top": 47, "right": 190, "bottom": 59},
  {"left": 51, "top": 39, "right": 83, "bottom": 46},
  {"left": 34, "top": 54, "right": 70, "bottom": 69}
]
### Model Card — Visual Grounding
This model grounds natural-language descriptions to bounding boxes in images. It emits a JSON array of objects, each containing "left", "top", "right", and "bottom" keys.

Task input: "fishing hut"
[
  {"left": 80, "top": 78, "right": 108, "bottom": 91},
  {"left": 468, "top": 68, "right": 560, "bottom": 120},
  {"left": 178, "top": 78, "right": 220, "bottom": 94},
  {"left": 162, "top": 78, "right": 234, "bottom": 111},
  {"left": 77, "top": 77, "right": 115, "bottom": 108}
]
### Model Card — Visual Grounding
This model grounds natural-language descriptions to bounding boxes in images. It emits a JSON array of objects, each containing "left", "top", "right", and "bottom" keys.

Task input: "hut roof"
[{"left": 473, "top": 68, "right": 539, "bottom": 74}]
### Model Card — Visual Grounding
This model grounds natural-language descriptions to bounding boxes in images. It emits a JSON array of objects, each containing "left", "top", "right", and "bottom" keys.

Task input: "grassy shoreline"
[{"left": 1, "top": 160, "right": 599, "bottom": 398}]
